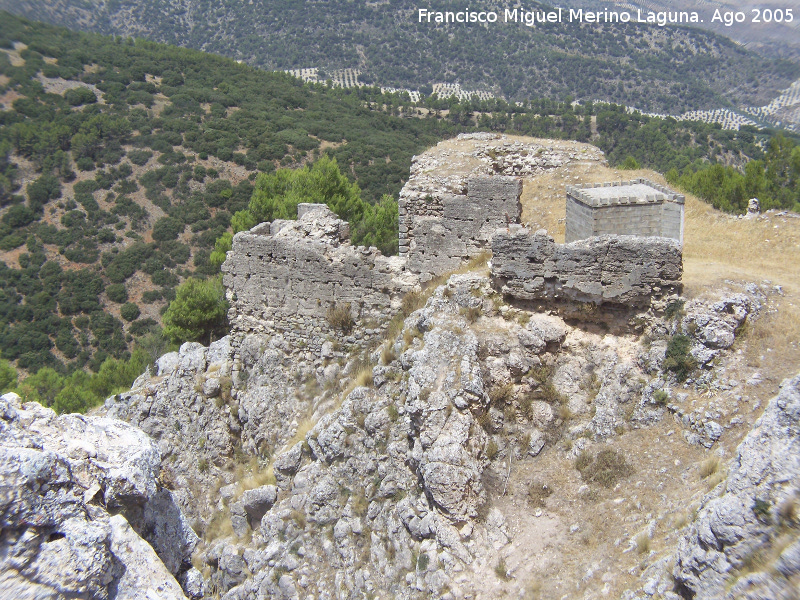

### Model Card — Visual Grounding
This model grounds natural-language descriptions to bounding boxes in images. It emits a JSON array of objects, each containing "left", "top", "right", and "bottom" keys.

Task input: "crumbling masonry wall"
[
  {"left": 399, "top": 176, "right": 522, "bottom": 281},
  {"left": 491, "top": 227, "right": 683, "bottom": 307},
  {"left": 565, "top": 179, "right": 684, "bottom": 244},
  {"left": 221, "top": 205, "right": 418, "bottom": 354}
]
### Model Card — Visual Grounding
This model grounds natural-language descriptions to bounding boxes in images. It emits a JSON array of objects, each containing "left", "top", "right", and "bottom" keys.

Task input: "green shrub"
[
  {"left": 163, "top": 276, "right": 229, "bottom": 344},
  {"left": 664, "top": 334, "right": 697, "bottom": 382},
  {"left": 0, "top": 359, "right": 18, "bottom": 393},
  {"left": 127, "top": 149, "right": 152, "bottom": 166},
  {"left": 664, "top": 300, "right": 685, "bottom": 320},
  {"left": 64, "top": 86, "right": 97, "bottom": 106},
  {"left": 106, "top": 283, "right": 128, "bottom": 303},
  {"left": 152, "top": 216, "right": 184, "bottom": 242},
  {"left": 120, "top": 302, "right": 140, "bottom": 322}
]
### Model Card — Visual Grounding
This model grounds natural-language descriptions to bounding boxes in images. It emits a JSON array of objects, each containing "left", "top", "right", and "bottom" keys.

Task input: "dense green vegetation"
[
  {"left": 211, "top": 156, "right": 400, "bottom": 259},
  {"left": 666, "top": 134, "right": 800, "bottom": 213},
  {"left": 163, "top": 276, "right": 228, "bottom": 346},
  {"left": 0, "top": 349, "right": 153, "bottom": 414},
  {"left": 0, "top": 13, "right": 454, "bottom": 385},
  {"left": 4, "top": 0, "right": 798, "bottom": 113},
  {"left": 0, "top": 13, "right": 796, "bottom": 415}
]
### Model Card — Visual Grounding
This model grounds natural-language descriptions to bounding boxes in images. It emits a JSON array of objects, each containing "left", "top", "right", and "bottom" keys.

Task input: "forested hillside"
[
  {"left": 3, "top": 0, "right": 798, "bottom": 113},
  {"left": 0, "top": 12, "right": 796, "bottom": 413}
]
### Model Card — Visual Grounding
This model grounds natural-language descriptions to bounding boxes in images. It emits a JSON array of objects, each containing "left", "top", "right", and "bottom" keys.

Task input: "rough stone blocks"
[{"left": 491, "top": 226, "right": 683, "bottom": 308}]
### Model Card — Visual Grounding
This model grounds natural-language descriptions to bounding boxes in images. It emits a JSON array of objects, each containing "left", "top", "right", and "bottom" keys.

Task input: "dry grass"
[
  {"left": 327, "top": 303, "right": 354, "bottom": 333},
  {"left": 521, "top": 163, "right": 800, "bottom": 294},
  {"left": 381, "top": 343, "right": 396, "bottom": 365},
  {"left": 204, "top": 510, "right": 234, "bottom": 542},
  {"left": 489, "top": 383, "right": 515, "bottom": 406},
  {"left": 234, "top": 457, "right": 276, "bottom": 497},
  {"left": 527, "top": 481, "right": 552, "bottom": 508},
  {"left": 339, "top": 364, "right": 375, "bottom": 402},
  {"left": 699, "top": 456, "right": 721, "bottom": 479},
  {"left": 494, "top": 557, "right": 511, "bottom": 581},
  {"left": 634, "top": 532, "right": 651, "bottom": 554},
  {"left": 287, "top": 417, "right": 316, "bottom": 449}
]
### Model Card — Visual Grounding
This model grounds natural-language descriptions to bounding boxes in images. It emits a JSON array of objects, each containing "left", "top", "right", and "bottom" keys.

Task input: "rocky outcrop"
[
  {"left": 672, "top": 373, "right": 800, "bottom": 599},
  {"left": 0, "top": 392, "right": 198, "bottom": 599},
  {"left": 98, "top": 272, "right": 767, "bottom": 599},
  {"left": 491, "top": 228, "right": 683, "bottom": 308},
  {"left": 105, "top": 338, "right": 239, "bottom": 526}
]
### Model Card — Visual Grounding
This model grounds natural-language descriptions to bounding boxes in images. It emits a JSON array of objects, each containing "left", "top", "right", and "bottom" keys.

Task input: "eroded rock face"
[
  {"left": 106, "top": 338, "right": 238, "bottom": 525},
  {"left": 100, "top": 273, "right": 769, "bottom": 599},
  {"left": 0, "top": 393, "right": 197, "bottom": 599},
  {"left": 672, "top": 374, "right": 800, "bottom": 599}
]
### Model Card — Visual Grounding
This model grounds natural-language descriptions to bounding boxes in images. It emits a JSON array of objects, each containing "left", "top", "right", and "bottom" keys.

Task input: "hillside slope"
[
  {"left": 3, "top": 0, "right": 799, "bottom": 112},
  {"left": 1, "top": 13, "right": 795, "bottom": 412}
]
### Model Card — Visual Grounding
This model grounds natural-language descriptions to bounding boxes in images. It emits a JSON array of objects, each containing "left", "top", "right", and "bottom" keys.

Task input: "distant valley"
[{"left": 3, "top": 0, "right": 799, "bottom": 115}]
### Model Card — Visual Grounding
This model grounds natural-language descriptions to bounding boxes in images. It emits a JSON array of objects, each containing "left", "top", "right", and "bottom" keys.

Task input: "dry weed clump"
[
  {"left": 234, "top": 456, "right": 277, "bottom": 497},
  {"left": 494, "top": 557, "right": 511, "bottom": 581},
  {"left": 634, "top": 532, "right": 651, "bottom": 554},
  {"left": 381, "top": 343, "right": 396, "bottom": 365},
  {"left": 489, "top": 383, "right": 515, "bottom": 406},
  {"left": 527, "top": 481, "right": 552, "bottom": 507},
  {"left": 575, "top": 448, "right": 634, "bottom": 488},
  {"left": 485, "top": 439, "right": 499, "bottom": 460},
  {"left": 204, "top": 510, "right": 234, "bottom": 542},
  {"left": 699, "top": 456, "right": 721, "bottom": 479},
  {"left": 460, "top": 305, "right": 482, "bottom": 323},
  {"left": 327, "top": 303, "right": 354, "bottom": 333}
]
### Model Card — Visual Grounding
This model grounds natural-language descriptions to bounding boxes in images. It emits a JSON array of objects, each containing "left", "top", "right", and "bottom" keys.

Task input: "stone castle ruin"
[
  {"left": 399, "top": 176, "right": 521, "bottom": 281},
  {"left": 222, "top": 136, "right": 684, "bottom": 350},
  {"left": 221, "top": 203, "right": 418, "bottom": 355}
]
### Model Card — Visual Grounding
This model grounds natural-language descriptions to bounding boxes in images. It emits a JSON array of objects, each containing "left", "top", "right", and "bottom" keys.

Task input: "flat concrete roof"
[
  {"left": 582, "top": 183, "right": 665, "bottom": 201},
  {"left": 566, "top": 178, "right": 684, "bottom": 207}
]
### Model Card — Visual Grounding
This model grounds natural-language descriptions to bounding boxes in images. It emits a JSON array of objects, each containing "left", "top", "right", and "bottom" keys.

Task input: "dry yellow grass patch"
[{"left": 234, "top": 457, "right": 276, "bottom": 497}]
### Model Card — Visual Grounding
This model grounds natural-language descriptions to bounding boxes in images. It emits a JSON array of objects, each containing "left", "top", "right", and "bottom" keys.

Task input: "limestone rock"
[
  {"left": 672, "top": 373, "right": 800, "bottom": 599},
  {"left": 241, "top": 485, "right": 278, "bottom": 527},
  {"left": 0, "top": 392, "right": 195, "bottom": 599},
  {"left": 109, "top": 514, "right": 189, "bottom": 600}
]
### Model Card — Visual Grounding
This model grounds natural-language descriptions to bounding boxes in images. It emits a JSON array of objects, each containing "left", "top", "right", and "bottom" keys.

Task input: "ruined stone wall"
[
  {"left": 399, "top": 176, "right": 522, "bottom": 281},
  {"left": 221, "top": 205, "right": 418, "bottom": 355},
  {"left": 491, "top": 227, "right": 683, "bottom": 307},
  {"left": 565, "top": 179, "right": 684, "bottom": 244}
]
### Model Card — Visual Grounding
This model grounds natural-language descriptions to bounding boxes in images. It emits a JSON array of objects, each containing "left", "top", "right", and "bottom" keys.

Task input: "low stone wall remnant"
[{"left": 491, "top": 226, "right": 683, "bottom": 307}]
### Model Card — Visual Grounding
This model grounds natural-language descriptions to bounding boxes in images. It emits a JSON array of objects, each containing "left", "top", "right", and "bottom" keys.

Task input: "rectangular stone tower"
[{"left": 565, "top": 178, "right": 684, "bottom": 244}]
